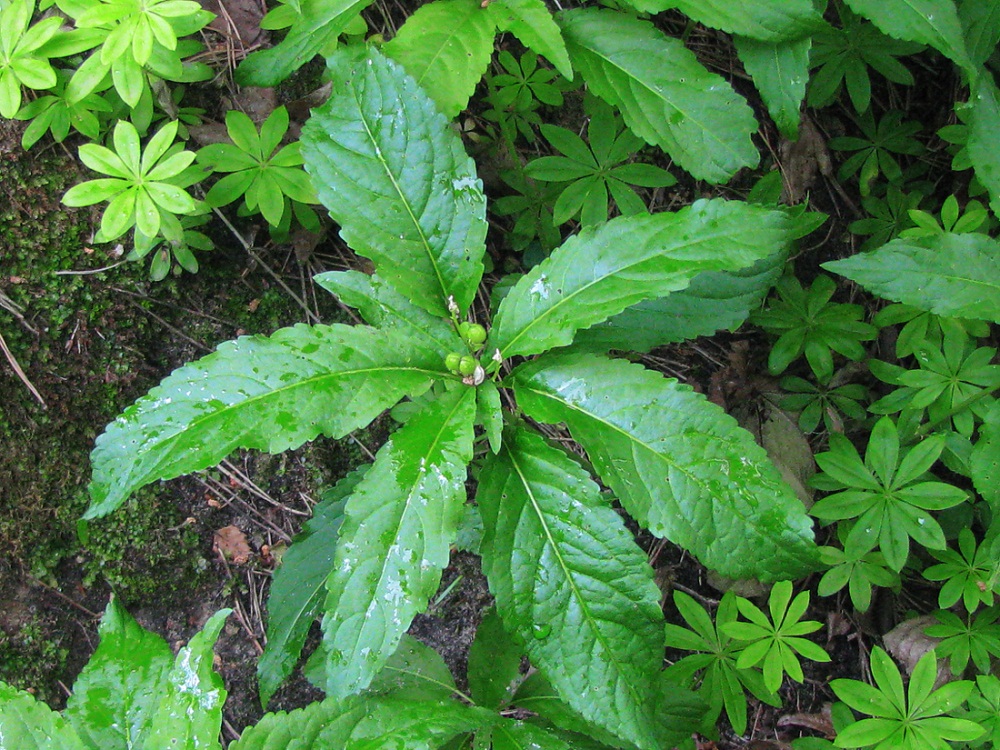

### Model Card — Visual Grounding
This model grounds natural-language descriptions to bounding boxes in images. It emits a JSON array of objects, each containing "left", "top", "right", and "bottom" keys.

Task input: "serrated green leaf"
[
  {"left": 349, "top": 696, "right": 492, "bottom": 750},
  {"left": 313, "top": 271, "right": 462, "bottom": 358},
  {"left": 87, "top": 324, "right": 444, "bottom": 518},
  {"left": 490, "top": 199, "right": 792, "bottom": 358},
  {"left": 491, "top": 719, "right": 573, "bottom": 750},
  {"left": 574, "top": 250, "right": 786, "bottom": 353},
  {"left": 478, "top": 425, "right": 666, "bottom": 750},
  {"left": 734, "top": 36, "right": 810, "bottom": 139},
  {"left": 235, "top": 0, "right": 373, "bottom": 86},
  {"left": 972, "top": 401, "right": 1000, "bottom": 514},
  {"left": 960, "top": 0, "right": 1000, "bottom": 67},
  {"left": 656, "top": 0, "right": 822, "bottom": 42},
  {"left": 258, "top": 467, "right": 367, "bottom": 707},
  {"left": 486, "top": 0, "right": 572, "bottom": 79},
  {"left": 143, "top": 609, "right": 230, "bottom": 750},
  {"left": 513, "top": 353, "right": 819, "bottom": 580},
  {"left": 230, "top": 695, "right": 369, "bottom": 750},
  {"left": 823, "top": 233, "right": 1000, "bottom": 322},
  {"left": 844, "top": 0, "right": 973, "bottom": 72},
  {"left": 476, "top": 380, "right": 503, "bottom": 455},
  {"left": 384, "top": 0, "right": 495, "bottom": 119},
  {"left": 0, "top": 682, "right": 86, "bottom": 750},
  {"left": 64, "top": 599, "right": 173, "bottom": 750},
  {"left": 558, "top": 8, "right": 759, "bottom": 183},
  {"left": 301, "top": 46, "right": 487, "bottom": 317},
  {"left": 366, "top": 635, "right": 456, "bottom": 700},
  {"left": 468, "top": 607, "right": 522, "bottom": 709},
  {"left": 321, "top": 387, "right": 476, "bottom": 698},
  {"left": 969, "top": 73, "right": 1000, "bottom": 218}
]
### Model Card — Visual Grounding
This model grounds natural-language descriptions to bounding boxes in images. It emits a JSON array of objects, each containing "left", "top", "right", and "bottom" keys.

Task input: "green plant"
[
  {"left": 830, "top": 647, "right": 983, "bottom": 750},
  {"left": 817, "top": 525, "right": 900, "bottom": 612},
  {"left": 848, "top": 186, "right": 922, "bottom": 251},
  {"left": 963, "top": 675, "right": 1000, "bottom": 748},
  {"left": 14, "top": 67, "right": 112, "bottom": 148},
  {"left": 752, "top": 274, "right": 878, "bottom": 382},
  {"left": 0, "top": 0, "right": 63, "bottom": 117},
  {"left": 900, "top": 194, "right": 988, "bottom": 239},
  {"left": 83, "top": 46, "right": 821, "bottom": 748},
  {"left": 809, "top": 416, "right": 967, "bottom": 572},
  {"left": 721, "top": 580, "right": 830, "bottom": 694},
  {"left": 808, "top": 1, "right": 922, "bottom": 113},
  {"left": 923, "top": 527, "right": 997, "bottom": 612},
  {"left": 492, "top": 166, "right": 562, "bottom": 255},
  {"left": 780, "top": 374, "right": 869, "bottom": 434},
  {"left": 830, "top": 109, "right": 923, "bottom": 196},
  {"left": 197, "top": 106, "right": 318, "bottom": 229},
  {"left": 481, "top": 50, "right": 568, "bottom": 145},
  {"left": 924, "top": 607, "right": 1000, "bottom": 676},
  {"left": 663, "top": 590, "right": 780, "bottom": 736},
  {"left": 874, "top": 303, "right": 990, "bottom": 360},
  {"left": 524, "top": 96, "right": 675, "bottom": 227},
  {"left": 61, "top": 118, "right": 200, "bottom": 242}
]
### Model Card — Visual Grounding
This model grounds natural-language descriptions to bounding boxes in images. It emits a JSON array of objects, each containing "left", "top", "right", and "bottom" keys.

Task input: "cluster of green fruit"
[{"left": 444, "top": 321, "right": 488, "bottom": 384}]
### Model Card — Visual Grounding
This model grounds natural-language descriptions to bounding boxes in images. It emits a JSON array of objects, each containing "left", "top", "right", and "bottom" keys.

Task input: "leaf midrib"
[
  {"left": 499, "top": 219, "right": 766, "bottom": 356},
  {"left": 504, "top": 439, "right": 652, "bottom": 742}
]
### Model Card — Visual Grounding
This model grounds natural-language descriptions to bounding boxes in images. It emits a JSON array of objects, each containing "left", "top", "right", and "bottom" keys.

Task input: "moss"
[{"left": 0, "top": 618, "right": 71, "bottom": 706}]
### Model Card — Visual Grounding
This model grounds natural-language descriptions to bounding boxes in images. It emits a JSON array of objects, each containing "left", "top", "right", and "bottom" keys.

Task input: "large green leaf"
[
  {"left": 383, "top": 0, "right": 495, "bottom": 119},
  {"left": 558, "top": 8, "right": 759, "bottom": 183},
  {"left": 257, "top": 467, "right": 366, "bottom": 708},
  {"left": 314, "top": 270, "right": 463, "bottom": 358},
  {"left": 574, "top": 250, "right": 786, "bottom": 353},
  {"left": 734, "top": 36, "right": 811, "bottom": 139},
  {"left": 972, "top": 400, "right": 1000, "bottom": 514},
  {"left": 823, "top": 233, "right": 1000, "bottom": 322},
  {"left": 490, "top": 199, "right": 792, "bottom": 358},
  {"left": 366, "top": 635, "right": 456, "bottom": 700},
  {"left": 644, "top": 0, "right": 822, "bottom": 42},
  {"left": 348, "top": 696, "right": 491, "bottom": 750},
  {"left": 230, "top": 696, "right": 368, "bottom": 750},
  {"left": 486, "top": 0, "right": 572, "bottom": 79},
  {"left": 513, "top": 353, "right": 819, "bottom": 580},
  {"left": 960, "top": 0, "right": 1000, "bottom": 66},
  {"left": 477, "top": 425, "right": 666, "bottom": 750},
  {"left": 321, "top": 387, "right": 476, "bottom": 698},
  {"left": 302, "top": 46, "right": 487, "bottom": 317},
  {"left": 491, "top": 719, "right": 573, "bottom": 750},
  {"left": 235, "top": 0, "right": 373, "bottom": 86},
  {"left": 467, "top": 607, "right": 523, "bottom": 710},
  {"left": 64, "top": 599, "right": 173, "bottom": 750},
  {"left": 87, "top": 324, "right": 442, "bottom": 518},
  {"left": 844, "top": 0, "right": 973, "bottom": 72},
  {"left": 969, "top": 73, "right": 1000, "bottom": 218},
  {"left": 143, "top": 609, "right": 230, "bottom": 750},
  {"left": 0, "top": 683, "right": 85, "bottom": 750}
]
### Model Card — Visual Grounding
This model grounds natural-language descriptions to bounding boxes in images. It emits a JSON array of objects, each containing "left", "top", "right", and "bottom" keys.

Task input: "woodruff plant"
[{"left": 83, "top": 46, "right": 819, "bottom": 748}]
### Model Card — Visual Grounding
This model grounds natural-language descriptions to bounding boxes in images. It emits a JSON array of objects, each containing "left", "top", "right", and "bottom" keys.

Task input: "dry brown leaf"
[
  {"left": 778, "top": 702, "right": 835, "bottom": 737},
  {"left": 213, "top": 525, "right": 252, "bottom": 564},
  {"left": 883, "top": 615, "right": 954, "bottom": 687}
]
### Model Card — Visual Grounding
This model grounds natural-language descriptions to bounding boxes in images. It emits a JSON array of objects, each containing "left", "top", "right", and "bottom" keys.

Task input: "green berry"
[
  {"left": 465, "top": 323, "right": 487, "bottom": 346},
  {"left": 444, "top": 352, "right": 462, "bottom": 373},
  {"left": 458, "top": 321, "right": 472, "bottom": 338},
  {"left": 458, "top": 355, "right": 478, "bottom": 376}
]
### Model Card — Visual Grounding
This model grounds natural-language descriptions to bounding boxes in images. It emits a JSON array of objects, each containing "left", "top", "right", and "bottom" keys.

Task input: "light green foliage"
[
  {"left": 831, "top": 647, "right": 982, "bottom": 749},
  {"left": 874, "top": 303, "right": 990, "bottom": 359},
  {"left": 721, "top": 581, "right": 829, "bottom": 694},
  {"left": 900, "top": 194, "right": 988, "bottom": 238},
  {"left": 972, "top": 401, "right": 1000, "bottom": 513},
  {"left": 652, "top": 0, "right": 822, "bottom": 43},
  {"left": 664, "top": 590, "right": 779, "bottom": 736},
  {"left": 808, "top": 2, "right": 921, "bottom": 113},
  {"left": 734, "top": 35, "right": 810, "bottom": 139},
  {"left": 14, "top": 68, "right": 112, "bottom": 148},
  {"left": 964, "top": 674, "right": 1000, "bottom": 748},
  {"left": 830, "top": 109, "right": 923, "bottom": 195},
  {"left": 818, "top": 526, "right": 900, "bottom": 612},
  {"left": 383, "top": 0, "right": 494, "bottom": 119},
  {"left": 0, "top": 0, "right": 64, "bottom": 117},
  {"left": 924, "top": 528, "right": 998, "bottom": 612},
  {"left": 558, "top": 8, "right": 759, "bottom": 184},
  {"left": 925, "top": 607, "right": 1000, "bottom": 675},
  {"left": 524, "top": 97, "right": 675, "bottom": 226},
  {"left": 781, "top": 376, "right": 868, "bottom": 435},
  {"left": 85, "top": 45, "right": 819, "bottom": 748},
  {"left": 809, "top": 417, "right": 967, "bottom": 571},
  {"left": 959, "top": 0, "right": 1000, "bottom": 68},
  {"left": 61, "top": 119, "right": 199, "bottom": 241},
  {"left": 752, "top": 274, "right": 877, "bottom": 382},
  {"left": 198, "top": 106, "right": 317, "bottom": 229}
]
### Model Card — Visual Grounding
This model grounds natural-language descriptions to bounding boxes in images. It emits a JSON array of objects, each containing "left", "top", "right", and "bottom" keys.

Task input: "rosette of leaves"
[
  {"left": 482, "top": 50, "right": 570, "bottom": 145},
  {"left": 524, "top": 96, "right": 676, "bottom": 227},
  {"left": 14, "top": 68, "right": 112, "bottom": 149},
  {"left": 85, "top": 46, "right": 820, "bottom": 749},
  {"left": 924, "top": 607, "right": 1000, "bottom": 676},
  {"left": 829, "top": 109, "right": 923, "bottom": 196},
  {"left": 0, "top": 0, "right": 64, "bottom": 118},
  {"left": 197, "top": 106, "right": 318, "bottom": 231},
  {"left": 780, "top": 374, "right": 868, "bottom": 434},
  {"left": 923, "top": 527, "right": 999, "bottom": 613}
]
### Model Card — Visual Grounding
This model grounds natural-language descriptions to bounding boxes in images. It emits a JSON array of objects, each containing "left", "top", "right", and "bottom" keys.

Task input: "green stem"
[{"left": 914, "top": 383, "right": 1000, "bottom": 437}]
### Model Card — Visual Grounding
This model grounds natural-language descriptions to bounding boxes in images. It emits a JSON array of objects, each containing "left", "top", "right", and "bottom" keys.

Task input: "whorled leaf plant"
[{"left": 86, "top": 45, "right": 820, "bottom": 749}]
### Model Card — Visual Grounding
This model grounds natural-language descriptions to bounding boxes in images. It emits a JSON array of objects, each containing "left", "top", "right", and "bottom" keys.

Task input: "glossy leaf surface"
[
  {"left": 321, "top": 387, "right": 476, "bottom": 698},
  {"left": 478, "top": 425, "right": 666, "bottom": 749},
  {"left": 558, "top": 8, "right": 758, "bottom": 183},
  {"left": 0, "top": 683, "right": 85, "bottom": 750},
  {"left": 653, "top": 0, "right": 821, "bottom": 42},
  {"left": 513, "top": 353, "right": 820, "bottom": 580},
  {"left": 491, "top": 199, "right": 792, "bottom": 358},
  {"left": 844, "top": 0, "right": 972, "bottom": 71},
  {"left": 302, "top": 46, "right": 487, "bottom": 317},
  {"left": 87, "top": 324, "right": 442, "bottom": 518}
]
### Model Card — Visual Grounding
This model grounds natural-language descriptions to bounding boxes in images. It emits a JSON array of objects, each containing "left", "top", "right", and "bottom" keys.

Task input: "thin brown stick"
[{"left": 0, "top": 328, "right": 45, "bottom": 407}]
